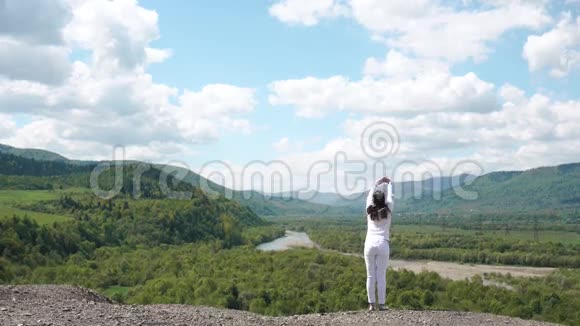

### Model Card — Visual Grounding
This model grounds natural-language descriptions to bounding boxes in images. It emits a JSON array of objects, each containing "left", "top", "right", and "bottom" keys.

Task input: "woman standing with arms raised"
[{"left": 364, "top": 176, "right": 393, "bottom": 311}]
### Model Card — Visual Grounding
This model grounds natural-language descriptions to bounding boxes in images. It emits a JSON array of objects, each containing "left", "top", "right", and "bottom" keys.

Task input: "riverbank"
[
  {"left": 258, "top": 231, "right": 556, "bottom": 281},
  {"left": 256, "top": 230, "right": 319, "bottom": 251}
]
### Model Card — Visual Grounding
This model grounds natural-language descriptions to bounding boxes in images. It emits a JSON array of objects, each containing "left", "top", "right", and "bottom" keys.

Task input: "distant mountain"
[
  {"left": 403, "top": 163, "right": 580, "bottom": 213},
  {"left": 272, "top": 190, "right": 364, "bottom": 207},
  {"left": 0, "top": 144, "right": 96, "bottom": 166},
  {"left": 274, "top": 174, "right": 474, "bottom": 211},
  {"left": 0, "top": 144, "right": 338, "bottom": 217},
  {"left": 3, "top": 143, "right": 580, "bottom": 215},
  {"left": 270, "top": 164, "right": 580, "bottom": 214},
  {"left": 0, "top": 144, "right": 70, "bottom": 162}
]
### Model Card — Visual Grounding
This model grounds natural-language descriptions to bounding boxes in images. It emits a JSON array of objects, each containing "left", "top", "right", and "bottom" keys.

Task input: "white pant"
[{"left": 364, "top": 240, "right": 390, "bottom": 304}]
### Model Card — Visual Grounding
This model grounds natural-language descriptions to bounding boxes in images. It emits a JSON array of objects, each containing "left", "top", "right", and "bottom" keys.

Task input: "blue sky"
[
  {"left": 142, "top": 1, "right": 578, "bottom": 96},
  {"left": 0, "top": 0, "right": 579, "bottom": 192},
  {"left": 140, "top": 0, "right": 380, "bottom": 163},
  {"left": 140, "top": 0, "right": 579, "bottom": 166}
]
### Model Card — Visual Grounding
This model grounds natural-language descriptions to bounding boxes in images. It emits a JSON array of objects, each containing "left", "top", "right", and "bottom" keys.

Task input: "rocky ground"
[{"left": 0, "top": 285, "right": 558, "bottom": 326}]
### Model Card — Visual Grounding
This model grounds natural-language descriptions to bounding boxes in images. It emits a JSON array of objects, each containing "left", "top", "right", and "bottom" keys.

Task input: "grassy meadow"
[
  {"left": 0, "top": 189, "right": 86, "bottom": 224},
  {"left": 393, "top": 224, "right": 580, "bottom": 245}
]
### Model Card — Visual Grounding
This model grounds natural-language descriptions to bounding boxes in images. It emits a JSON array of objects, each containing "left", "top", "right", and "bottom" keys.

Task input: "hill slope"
[
  {"left": 287, "top": 164, "right": 580, "bottom": 214},
  {"left": 294, "top": 174, "right": 474, "bottom": 213},
  {"left": 0, "top": 144, "right": 70, "bottom": 162},
  {"left": 405, "top": 162, "right": 580, "bottom": 213},
  {"left": 3, "top": 143, "right": 580, "bottom": 215},
  {"left": 0, "top": 145, "right": 339, "bottom": 216},
  {"left": 0, "top": 285, "right": 556, "bottom": 326}
]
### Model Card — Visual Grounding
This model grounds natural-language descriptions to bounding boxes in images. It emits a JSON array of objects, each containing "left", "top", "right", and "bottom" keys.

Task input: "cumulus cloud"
[
  {"left": 499, "top": 83, "right": 527, "bottom": 105},
  {"left": 64, "top": 0, "right": 166, "bottom": 72},
  {"left": 0, "top": 113, "right": 16, "bottom": 138},
  {"left": 352, "top": 0, "right": 550, "bottom": 62},
  {"left": 0, "top": 0, "right": 71, "bottom": 45},
  {"left": 145, "top": 47, "right": 173, "bottom": 65},
  {"left": 269, "top": 0, "right": 348, "bottom": 26},
  {"left": 258, "top": 86, "right": 580, "bottom": 192},
  {"left": 177, "top": 84, "right": 256, "bottom": 142},
  {"left": 269, "top": 52, "right": 496, "bottom": 118},
  {"left": 0, "top": 38, "right": 71, "bottom": 84},
  {"left": 0, "top": 0, "right": 257, "bottom": 162},
  {"left": 179, "top": 84, "right": 256, "bottom": 118},
  {"left": 270, "top": 0, "right": 551, "bottom": 63},
  {"left": 523, "top": 13, "right": 580, "bottom": 77},
  {"left": 0, "top": 63, "right": 257, "bottom": 157},
  {"left": 364, "top": 50, "right": 450, "bottom": 79},
  {"left": 264, "top": 1, "right": 580, "bottom": 191},
  {"left": 0, "top": 79, "right": 50, "bottom": 113},
  {"left": 0, "top": 0, "right": 73, "bottom": 84}
]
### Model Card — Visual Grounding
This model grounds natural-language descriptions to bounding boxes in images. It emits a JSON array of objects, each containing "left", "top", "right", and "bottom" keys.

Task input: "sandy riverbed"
[{"left": 257, "top": 231, "right": 556, "bottom": 281}]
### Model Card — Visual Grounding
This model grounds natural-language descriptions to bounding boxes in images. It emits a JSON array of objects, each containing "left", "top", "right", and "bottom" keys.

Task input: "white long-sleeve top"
[{"left": 365, "top": 182, "right": 394, "bottom": 243}]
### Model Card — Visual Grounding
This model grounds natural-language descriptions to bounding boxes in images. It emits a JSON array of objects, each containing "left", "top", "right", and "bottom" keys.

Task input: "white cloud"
[
  {"left": 0, "top": 0, "right": 257, "bottom": 162},
  {"left": 0, "top": 0, "right": 73, "bottom": 85},
  {"left": 64, "top": 0, "right": 164, "bottom": 72},
  {"left": 259, "top": 87, "right": 580, "bottom": 192},
  {"left": 0, "top": 38, "right": 71, "bottom": 85},
  {"left": 0, "top": 79, "right": 51, "bottom": 114},
  {"left": 348, "top": 0, "right": 438, "bottom": 32},
  {"left": 523, "top": 13, "right": 580, "bottom": 77},
  {"left": 356, "top": 0, "right": 552, "bottom": 62},
  {"left": 178, "top": 84, "right": 255, "bottom": 118},
  {"left": 364, "top": 50, "right": 450, "bottom": 79},
  {"left": 0, "top": 67, "right": 257, "bottom": 154},
  {"left": 1, "top": 0, "right": 578, "bottom": 192},
  {"left": 269, "top": 0, "right": 348, "bottom": 26},
  {"left": 0, "top": 113, "right": 16, "bottom": 138},
  {"left": 176, "top": 84, "right": 256, "bottom": 141},
  {"left": 122, "top": 141, "right": 195, "bottom": 163},
  {"left": 273, "top": 137, "right": 290, "bottom": 152},
  {"left": 270, "top": 0, "right": 551, "bottom": 63},
  {"left": 0, "top": 0, "right": 71, "bottom": 45},
  {"left": 145, "top": 47, "right": 173, "bottom": 65},
  {"left": 264, "top": 1, "right": 580, "bottom": 192},
  {"left": 269, "top": 53, "right": 496, "bottom": 118},
  {"left": 499, "top": 83, "right": 527, "bottom": 105}
]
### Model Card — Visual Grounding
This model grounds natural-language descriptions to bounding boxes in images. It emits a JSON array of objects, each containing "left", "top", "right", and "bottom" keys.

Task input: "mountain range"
[
  {"left": 0, "top": 144, "right": 345, "bottom": 217},
  {"left": 1, "top": 143, "right": 580, "bottom": 215}
]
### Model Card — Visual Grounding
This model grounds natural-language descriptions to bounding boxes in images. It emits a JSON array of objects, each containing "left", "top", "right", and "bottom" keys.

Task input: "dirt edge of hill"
[{"left": 0, "top": 285, "right": 559, "bottom": 326}]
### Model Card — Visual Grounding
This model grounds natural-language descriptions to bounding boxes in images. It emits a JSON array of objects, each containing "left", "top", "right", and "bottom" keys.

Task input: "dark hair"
[
  {"left": 366, "top": 178, "right": 391, "bottom": 221},
  {"left": 367, "top": 206, "right": 390, "bottom": 221}
]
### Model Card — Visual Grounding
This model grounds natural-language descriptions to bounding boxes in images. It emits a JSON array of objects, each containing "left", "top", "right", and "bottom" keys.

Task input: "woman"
[{"left": 364, "top": 176, "right": 393, "bottom": 311}]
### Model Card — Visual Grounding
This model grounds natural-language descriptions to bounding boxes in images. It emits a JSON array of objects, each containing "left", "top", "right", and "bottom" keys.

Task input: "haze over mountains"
[
  {"left": 275, "top": 174, "right": 474, "bottom": 207},
  {"left": 0, "top": 144, "right": 342, "bottom": 217},
  {"left": 1, "top": 144, "right": 580, "bottom": 216}
]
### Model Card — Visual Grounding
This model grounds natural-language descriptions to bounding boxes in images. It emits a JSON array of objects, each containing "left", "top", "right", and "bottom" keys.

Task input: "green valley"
[{"left": 0, "top": 145, "right": 579, "bottom": 325}]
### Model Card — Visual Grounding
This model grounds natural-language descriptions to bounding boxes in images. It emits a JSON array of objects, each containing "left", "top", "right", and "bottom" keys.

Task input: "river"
[
  {"left": 256, "top": 231, "right": 320, "bottom": 251},
  {"left": 257, "top": 231, "right": 555, "bottom": 282}
]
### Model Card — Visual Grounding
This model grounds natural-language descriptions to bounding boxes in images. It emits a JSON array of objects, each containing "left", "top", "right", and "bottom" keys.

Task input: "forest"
[
  {"left": 1, "top": 194, "right": 579, "bottom": 325},
  {"left": 2, "top": 221, "right": 579, "bottom": 325},
  {"left": 0, "top": 151, "right": 579, "bottom": 325},
  {"left": 289, "top": 217, "right": 580, "bottom": 268}
]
